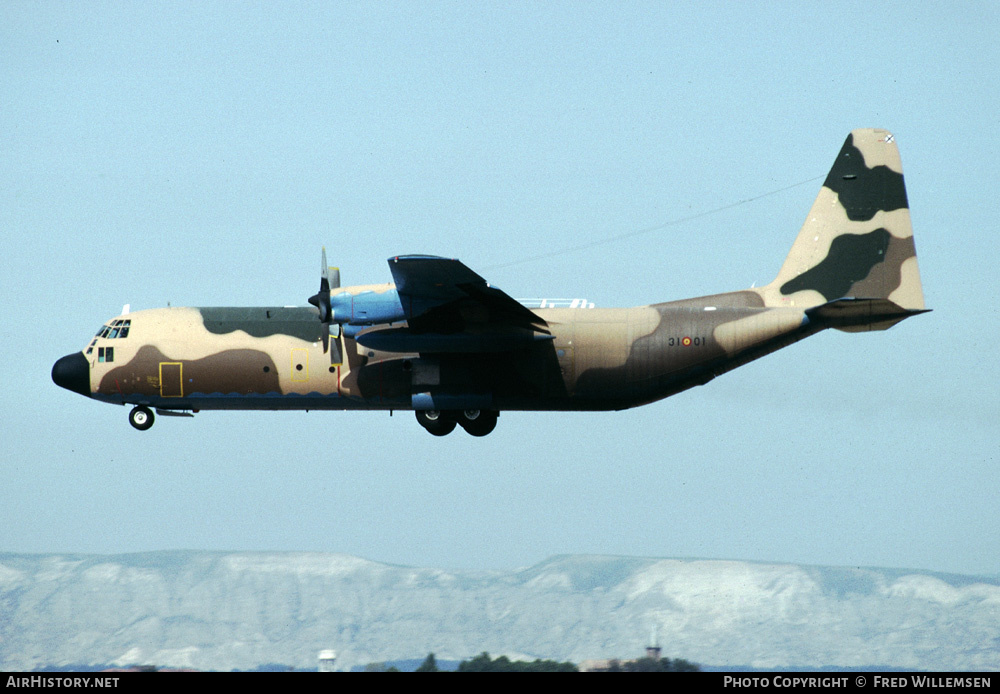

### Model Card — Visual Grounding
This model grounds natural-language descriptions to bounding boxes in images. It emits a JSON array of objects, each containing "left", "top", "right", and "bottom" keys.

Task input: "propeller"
[{"left": 307, "top": 247, "right": 340, "bottom": 356}]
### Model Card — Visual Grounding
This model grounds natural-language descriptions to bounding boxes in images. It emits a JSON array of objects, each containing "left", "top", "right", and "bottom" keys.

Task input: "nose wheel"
[{"left": 128, "top": 406, "right": 155, "bottom": 431}]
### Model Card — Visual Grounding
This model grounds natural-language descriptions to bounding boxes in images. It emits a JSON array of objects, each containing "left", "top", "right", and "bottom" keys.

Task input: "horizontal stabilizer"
[{"left": 805, "top": 297, "right": 930, "bottom": 332}]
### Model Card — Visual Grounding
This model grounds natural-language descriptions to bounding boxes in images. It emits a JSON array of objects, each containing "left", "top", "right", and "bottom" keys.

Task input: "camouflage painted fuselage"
[
  {"left": 53, "top": 129, "right": 927, "bottom": 433},
  {"left": 76, "top": 298, "right": 813, "bottom": 413}
]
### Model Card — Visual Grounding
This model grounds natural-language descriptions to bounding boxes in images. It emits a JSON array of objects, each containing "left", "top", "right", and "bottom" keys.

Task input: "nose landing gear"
[{"left": 128, "top": 405, "right": 155, "bottom": 431}]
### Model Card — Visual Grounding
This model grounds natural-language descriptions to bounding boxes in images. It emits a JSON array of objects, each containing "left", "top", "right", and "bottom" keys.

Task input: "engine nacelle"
[{"left": 330, "top": 288, "right": 405, "bottom": 326}]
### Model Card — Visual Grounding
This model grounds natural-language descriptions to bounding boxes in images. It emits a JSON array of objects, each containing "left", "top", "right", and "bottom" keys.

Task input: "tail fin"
[{"left": 760, "top": 129, "right": 926, "bottom": 328}]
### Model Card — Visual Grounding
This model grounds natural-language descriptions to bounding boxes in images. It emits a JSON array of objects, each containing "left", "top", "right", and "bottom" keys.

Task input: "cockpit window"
[
  {"left": 96, "top": 319, "right": 131, "bottom": 340},
  {"left": 98, "top": 346, "right": 114, "bottom": 363}
]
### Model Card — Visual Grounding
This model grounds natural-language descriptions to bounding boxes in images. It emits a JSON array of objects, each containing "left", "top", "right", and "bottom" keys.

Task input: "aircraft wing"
[{"left": 386, "top": 255, "right": 550, "bottom": 335}]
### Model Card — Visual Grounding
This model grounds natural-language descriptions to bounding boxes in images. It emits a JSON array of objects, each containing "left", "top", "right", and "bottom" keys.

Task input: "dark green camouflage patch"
[
  {"left": 824, "top": 133, "right": 908, "bottom": 221},
  {"left": 780, "top": 228, "right": 892, "bottom": 301},
  {"left": 199, "top": 307, "right": 322, "bottom": 342}
]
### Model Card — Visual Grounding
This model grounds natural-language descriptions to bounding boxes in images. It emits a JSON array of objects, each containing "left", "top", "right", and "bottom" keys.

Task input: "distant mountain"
[{"left": 1, "top": 552, "right": 996, "bottom": 672}]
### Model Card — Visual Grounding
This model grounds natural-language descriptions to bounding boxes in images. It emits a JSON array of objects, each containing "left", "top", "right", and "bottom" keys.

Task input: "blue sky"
[{"left": 2, "top": 1, "right": 997, "bottom": 576}]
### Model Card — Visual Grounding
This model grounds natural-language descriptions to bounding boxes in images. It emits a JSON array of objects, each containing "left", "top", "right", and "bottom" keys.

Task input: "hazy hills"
[{"left": 1, "top": 552, "right": 996, "bottom": 671}]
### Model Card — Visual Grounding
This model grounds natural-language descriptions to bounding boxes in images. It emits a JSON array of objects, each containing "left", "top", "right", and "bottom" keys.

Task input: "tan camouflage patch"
[
  {"left": 713, "top": 309, "right": 807, "bottom": 355},
  {"left": 852, "top": 128, "right": 904, "bottom": 173}
]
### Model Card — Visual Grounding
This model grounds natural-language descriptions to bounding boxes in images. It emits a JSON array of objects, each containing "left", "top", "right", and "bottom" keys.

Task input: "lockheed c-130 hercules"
[{"left": 53, "top": 129, "right": 927, "bottom": 436}]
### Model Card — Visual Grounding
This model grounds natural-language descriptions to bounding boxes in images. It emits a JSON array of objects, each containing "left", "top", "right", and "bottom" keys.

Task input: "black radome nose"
[{"left": 52, "top": 352, "right": 91, "bottom": 397}]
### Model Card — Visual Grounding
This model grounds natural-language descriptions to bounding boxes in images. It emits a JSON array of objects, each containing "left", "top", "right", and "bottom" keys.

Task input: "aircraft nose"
[{"left": 52, "top": 352, "right": 91, "bottom": 397}]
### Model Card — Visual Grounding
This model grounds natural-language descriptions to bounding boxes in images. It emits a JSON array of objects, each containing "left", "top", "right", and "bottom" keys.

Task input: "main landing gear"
[
  {"left": 128, "top": 405, "right": 155, "bottom": 431},
  {"left": 415, "top": 409, "right": 498, "bottom": 437}
]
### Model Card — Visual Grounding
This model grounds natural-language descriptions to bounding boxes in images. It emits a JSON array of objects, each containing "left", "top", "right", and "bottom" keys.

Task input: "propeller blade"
[
  {"left": 308, "top": 247, "right": 333, "bottom": 324},
  {"left": 307, "top": 247, "right": 335, "bottom": 354}
]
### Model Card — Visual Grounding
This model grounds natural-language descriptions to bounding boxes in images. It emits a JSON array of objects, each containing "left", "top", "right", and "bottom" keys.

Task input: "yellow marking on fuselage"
[
  {"left": 159, "top": 362, "right": 183, "bottom": 398},
  {"left": 291, "top": 348, "right": 309, "bottom": 382}
]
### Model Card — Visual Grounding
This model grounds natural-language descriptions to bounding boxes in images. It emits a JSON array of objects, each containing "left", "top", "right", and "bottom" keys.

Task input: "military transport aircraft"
[{"left": 53, "top": 129, "right": 927, "bottom": 436}]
